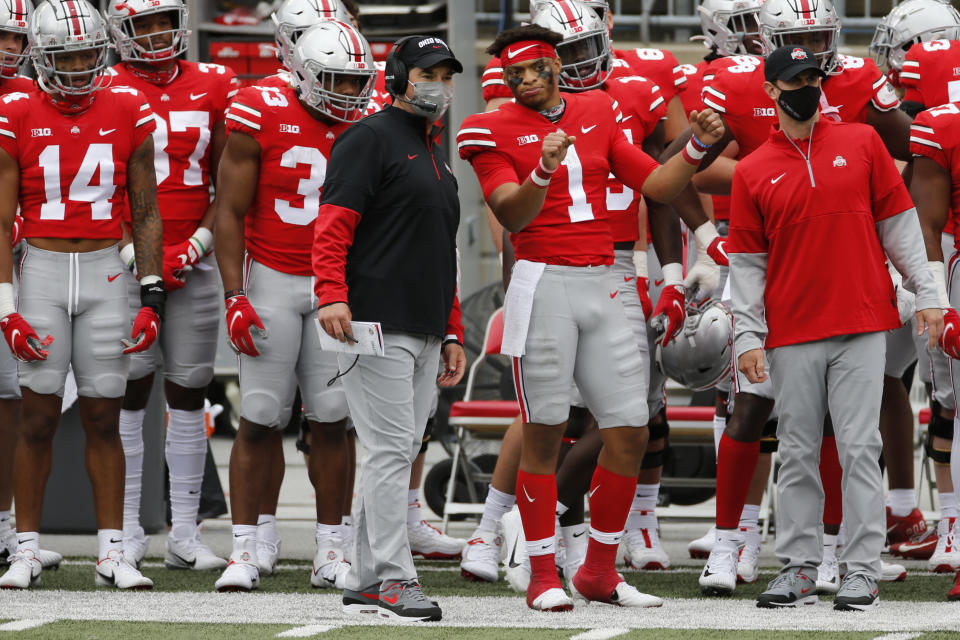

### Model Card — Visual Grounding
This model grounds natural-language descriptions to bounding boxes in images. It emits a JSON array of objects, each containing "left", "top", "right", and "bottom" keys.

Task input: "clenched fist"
[
  {"left": 540, "top": 129, "right": 577, "bottom": 172},
  {"left": 689, "top": 109, "right": 725, "bottom": 145}
]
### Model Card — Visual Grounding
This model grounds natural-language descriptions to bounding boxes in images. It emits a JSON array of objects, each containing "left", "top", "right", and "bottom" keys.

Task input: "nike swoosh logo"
[
  {"left": 107, "top": 273, "right": 121, "bottom": 282},
  {"left": 771, "top": 173, "right": 786, "bottom": 184},
  {"left": 522, "top": 486, "right": 535, "bottom": 502},
  {"left": 11, "top": 329, "right": 19, "bottom": 344},
  {"left": 800, "top": 587, "right": 812, "bottom": 594},
  {"left": 229, "top": 311, "right": 243, "bottom": 333},
  {"left": 190, "top": 93, "right": 207, "bottom": 100},
  {"left": 507, "top": 44, "right": 536, "bottom": 59},
  {"left": 610, "top": 291, "right": 618, "bottom": 298},
  {"left": 654, "top": 279, "right": 664, "bottom": 286},
  {"left": 99, "top": 128, "right": 116, "bottom": 136},
  {"left": 589, "top": 485, "right": 600, "bottom": 498},
  {"left": 188, "top": 490, "right": 200, "bottom": 495},
  {"left": 109, "top": 538, "right": 122, "bottom": 544},
  {"left": 171, "top": 551, "right": 196, "bottom": 567},
  {"left": 624, "top": 276, "right": 633, "bottom": 282},
  {"left": 572, "top": 531, "right": 585, "bottom": 538},
  {"left": 507, "top": 540, "right": 522, "bottom": 568},
  {"left": 581, "top": 124, "right": 597, "bottom": 134},
  {"left": 408, "top": 154, "right": 418, "bottom": 160}
]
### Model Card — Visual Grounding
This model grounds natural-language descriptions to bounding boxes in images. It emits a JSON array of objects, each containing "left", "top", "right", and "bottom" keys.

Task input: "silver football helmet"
[
  {"left": 30, "top": 0, "right": 110, "bottom": 97},
  {"left": 272, "top": 0, "right": 351, "bottom": 67},
  {"left": 656, "top": 300, "right": 733, "bottom": 391},
  {"left": 697, "top": 0, "right": 764, "bottom": 56},
  {"left": 0, "top": 0, "right": 31, "bottom": 79},
  {"left": 870, "top": 0, "right": 960, "bottom": 71},
  {"left": 531, "top": 0, "right": 611, "bottom": 91},
  {"left": 288, "top": 20, "right": 375, "bottom": 122},
  {"left": 105, "top": 0, "right": 188, "bottom": 64},
  {"left": 759, "top": 0, "right": 842, "bottom": 74}
]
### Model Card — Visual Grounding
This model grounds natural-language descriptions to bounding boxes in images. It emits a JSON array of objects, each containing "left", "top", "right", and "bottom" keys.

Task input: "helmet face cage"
[
  {"left": 31, "top": 0, "right": 110, "bottom": 97},
  {"left": 698, "top": 0, "right": 763, "bottom": 56},
  {"left": 532, "top": 1, "right": 611, "bottom": 91},
  {"left": 0, "top": 0, "right": 32, "bottom": 79},
  {"left": 870, "top": 0, "right": 960, "bottom": 70},
  {"left": 272, "top": 0, "right": 350, "bottom": 67},
  {"left": 107, "top": 0, "right": 188, "bottom": 64},
  {"left": 759, "top": 0, "right": 841, "bottom": 74},
  {"left": 290, "top": 21, "right": 375, "bottom": 122},
  {"left": 655, "top": 300, "right": 734, "bottom": 391}
]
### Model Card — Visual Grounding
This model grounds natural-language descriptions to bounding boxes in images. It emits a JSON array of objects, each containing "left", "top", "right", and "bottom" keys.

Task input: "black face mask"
[{"left": 777, "top": 84, "right": 821, "bottom": 121}]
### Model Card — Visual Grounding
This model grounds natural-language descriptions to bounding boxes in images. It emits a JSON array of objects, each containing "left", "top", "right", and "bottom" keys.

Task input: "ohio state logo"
[{"left": 791, "top": 48, "right": 807, "bottom": 60}]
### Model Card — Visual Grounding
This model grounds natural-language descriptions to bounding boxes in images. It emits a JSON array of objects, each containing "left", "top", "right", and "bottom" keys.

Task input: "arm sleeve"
[
  {"left": 727, "top": 166, "right": 768, "bottom": 353},
  {"left": 312, "top": 204, "right": 360, "bottom": 306},
  {"left": 877, "top": 209, "right": 941, "bottom": 311}
]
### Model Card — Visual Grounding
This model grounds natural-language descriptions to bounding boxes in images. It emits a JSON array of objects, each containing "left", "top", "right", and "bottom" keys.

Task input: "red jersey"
[
  {"left": 365, "top": 62, "right": 390, "bottom": 114},
  {"left": 819, "top": 55, "right": 900, "bottom": 122},
  {"left": 678, "top": 62, "right": 707, "bottom": 115},
  {"left": 910, "top": 103, "right": 960, "bottom": 249},
  {"left": 727, "top": 120, "right": 910, "bottom": 347},
  {"left": 601, "top": 75, "right": 667, "bottom": 242},
  {"left": 225, "top": 84, "right": 347, "bottom": 276},
  {"left": 0, "top": 86, "right": 155, "bottom": 240},
  {"left": 457, "top": 91, "right": 658, "bottom": 266},
  {"left": 256, "top": 70, "right": 292, "bottom": 89},
  {"left": 612, "top": 47, "right": 686, "bottom": 103},
  {"left": 109, "top": 61, "right": 238, "bottom": 246},
  {"left": 482, "top": 55, "right": 512, "bottom": 104},
  {"left": 0, "top": 76, "right": 33, "bottom": 96},
  {"left": 900, "top": 39, "right": 960, "bottom": 107}
]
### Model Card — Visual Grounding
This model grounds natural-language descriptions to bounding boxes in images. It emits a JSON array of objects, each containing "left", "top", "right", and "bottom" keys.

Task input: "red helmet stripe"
[
  {"left": 64, "top": 1, "right": 85, "bottom": 38},
  {"left": 332, "top": 21, "right": 363, "bottom": 65},
  {"left": 798, "top": 0, "right": 814, "bottom": 18},
  {"left": 13, "top": 0, "right": 23, "bottom": 20},
  {"left": 318, "top": 0, "right": 335, "bottom": 15},
  {"left": 555, "top": 0, "right": 581, "bottom": 26}
]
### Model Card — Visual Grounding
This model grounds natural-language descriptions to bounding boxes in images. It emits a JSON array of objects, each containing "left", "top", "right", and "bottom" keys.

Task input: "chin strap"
[
  {"left": 125, "top": 61, "right": 179, "bottom": 86},
  {"left": 44, "top": 91, "right": 95, "bottom": 115}
]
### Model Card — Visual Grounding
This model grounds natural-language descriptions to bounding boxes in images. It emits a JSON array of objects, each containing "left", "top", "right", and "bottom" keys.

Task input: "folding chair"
[{"left": 441, "top": 307, "right": 520, "bottom": 532}]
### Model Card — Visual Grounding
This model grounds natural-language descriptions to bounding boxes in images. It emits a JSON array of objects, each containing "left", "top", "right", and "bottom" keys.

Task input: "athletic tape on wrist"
[
  {"left": 632, "top": 250, "right": 648, "bottom": 279},
  {"left": 119, "top": 243, "right": 136, "bottom": 271},
  {"left": 693, "top": 221, "right": 719, "bottom": 249},
  {"left": 0, "top": 283, "right": 14, "bottom": 320},
  {"left": 191, "top": 227, "right": 214, "bottom": 257},
  {"left": 661, "top": 262, "right": 683, "bottom": 287}
]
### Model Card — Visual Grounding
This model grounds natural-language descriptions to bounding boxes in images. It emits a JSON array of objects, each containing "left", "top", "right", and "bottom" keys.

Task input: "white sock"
[
  {"left": 232, "top": 524, "right": 257, "bottom": 549},
  {"left": 714, "top": 528, "right": 740, "bottom": 551},
  {"left": 166, "top": 407, "right": 207, "bottom": 540},
  {"left": 713, "top": 415, "right": 726, "bottom": 455},
  {"left": 739, "top": 503, "right": 761, "bottom": 531},
  {"left": 560, "top": 523, "right": 587, "bottom": 566},
  {"left": 98, "top": 529, "right": 124, "bottom": 558},
  {"left": 940, "top": 492, "right": 957, "bottom": 520},
  {"left": 257, "top": 514, "right": 278, "bottom": 542},
  {"left": 823, "top": 533, "right": 838, "bottom": 560},
  {"left": 338, "top": 515, "right": 354, "bottom": 540},
  {"left": 886, "top": 488, "right": 917, "bottom": 517},
  {"left": 478, "top": 486, "right": 515, "bottom": 534},
  {"left": 118, "top": 408, "right": 146, "bottom": 534},
  {"left": 407, "top": 489, "right": 422, "bottom": 527},
  {"left": 316, "top": 522, "right": 339, "bottom": 543},
  {"left": 15, "top": 531, "right": 38, "bottom": 554},
  {"left": 626, "top": 483, "right": 659, "bottom": 530},
  {"left": 0, "top": 510, "right": 11, "bottom": 531},
  {"left": 555, "top": 501, "right": 569, "bottom": 517}
]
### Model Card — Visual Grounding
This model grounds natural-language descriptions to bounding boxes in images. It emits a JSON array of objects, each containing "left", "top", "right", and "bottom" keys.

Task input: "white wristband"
[
  {"left": 632, "top": 250, "right": 648, "bottom": 280},
  {"left": 661, "top": 262, "right": 683, "bottom": 286},
  {"left": 119, "top": 243, "right": 136, "bottom": 272},
  {"left": 190, "top": 227, "right": 214, "bottom": 256},
  {"left": 0, "top": 282, "right": 14, "bottom": 320},
  {"left": 693, "top": 220, "right": 720, "bottom": 249},
  {"left": 140, "top": 274, "right": 162, "bottom": 286},
  {"left": 929, "top": 260, "right": 950, "bottom": 307},
  {"left": 684, "top": 138, "right": 708, "bottom": 161}
]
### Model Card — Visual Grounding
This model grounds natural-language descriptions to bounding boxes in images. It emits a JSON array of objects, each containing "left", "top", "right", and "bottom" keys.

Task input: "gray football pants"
[
  {"left": 341, "top": 331, "right": 441, "bottom": 588},
  {"left": 768, "top": 331, "right": 885, "bottom": 579}
]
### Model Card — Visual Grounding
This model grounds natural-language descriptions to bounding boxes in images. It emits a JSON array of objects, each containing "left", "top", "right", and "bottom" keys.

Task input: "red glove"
[
  {"left": 940, "top": 308, "right": 960, "bottom": 359},
  {"left": 652, "top": 284, "right": 686, "bottom": 346},
  {"left": 161, "top": 250, "right": 188, "bottom": 291},
  {"left": 225, "top": 294, "right": 266, "bottom": 357},
  {"left": 0, "top": 313, "right": 52, "bottom": 362},
  {"left": 165, "top": 237, "right": 204, "bottom": 272},
  {"left": 10, "top": 214, "right": 22, "bottom": 248},
  {"left": 637, "top": 276, "right": 653, "bottom": 320},
  {"left": 122, "top": 307, "right": 160, "bottom": 354},
  {"left": 707, "top": 236, "right": 728, "bottom": 267}
]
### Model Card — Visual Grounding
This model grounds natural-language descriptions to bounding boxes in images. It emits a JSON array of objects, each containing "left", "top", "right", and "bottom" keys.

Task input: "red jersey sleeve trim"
[
  {"left": 445, "top": 292, "right": 464, "bottom": 344},
  {"left": 312, "top": 204, "right": 361, "bottom": 307}
]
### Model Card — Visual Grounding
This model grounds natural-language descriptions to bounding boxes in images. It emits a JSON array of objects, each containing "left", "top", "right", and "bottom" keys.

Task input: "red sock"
[
  {"left": 715, "top": 434, "right": 760, "bottom": 529},
  {"left": 582, "top": 465, "right": 637, "bottom": 579},
  {"left": 820, "top": 435, "right": 843, "bottom": 526},
  {"left": 516, "top": 470, "right": 558, "bottom": 582}
]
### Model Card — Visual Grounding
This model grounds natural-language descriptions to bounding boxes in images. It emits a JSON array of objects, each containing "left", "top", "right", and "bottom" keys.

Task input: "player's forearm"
[
  {"left": 127, "top": 138, "right": 163, "bottom": 278},
  {"left": 642, "top": 153, "right": 698, "bottom": 203},
  {"left": 647, "top": 200, "right": 683, "bottom": 266},
  {"left": 691, "top": 156, "right": 737, "bottom": 195},
  {"left": 214, "top": 201, "right": 247, "bottom": 292},
  {"left": 487, "top": 181, "right": 548, "bottom": 233}
]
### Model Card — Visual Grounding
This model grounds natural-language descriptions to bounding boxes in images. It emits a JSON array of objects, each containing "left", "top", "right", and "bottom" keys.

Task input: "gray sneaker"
[
  {"left": 343, "top": 583, "right": 381, "bottom": 615},
  {"left": 378, "top": 580, "right": 442, "bottom": 622},
  {"left": 833, "top": 571, "right": 879, "bottom": 611},
  {"left": 756, "top": 568, "right": 818, "bottom": 608}
]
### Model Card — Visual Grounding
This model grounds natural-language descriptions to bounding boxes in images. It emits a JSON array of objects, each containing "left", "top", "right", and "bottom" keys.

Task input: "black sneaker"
[
  {"left": 378, "top": 580, "right": 442, "bottom": 622},
  {"left": 833, "top": 572, "right": 879, "bottom": 611},
  {"left": 343, "top": 583, "right": 380, "bottom": 615},
  {"left": 756, "top": 568, "right": 818, "bottom": 608}
]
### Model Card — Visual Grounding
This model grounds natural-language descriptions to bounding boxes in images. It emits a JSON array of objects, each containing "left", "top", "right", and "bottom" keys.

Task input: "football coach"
[
  {"left": 312, "top": 35, "right": 466, "bottom": 622},
  {"left": 728, "top": 45, "right": 944, "bottom": 612}
]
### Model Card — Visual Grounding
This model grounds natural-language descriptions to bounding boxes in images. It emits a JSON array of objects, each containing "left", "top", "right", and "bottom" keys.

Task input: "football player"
[
  {"left": 213, "top": 20, "right": 375, "bottom": 593},
  {"left": 458, "top": 24, "right": 723, "bottom": 611},
  {"left": 890, "top": 2, "right": 960, "bottom": 114},
  {"left": 0, "top": 0, "right": 162, "bottom": 590},
  {"left": 0, "top": 0, "right": 62, "bottom": 574},
  {"left": 105, "top": 0, "right": 237, "bottom": 573}
]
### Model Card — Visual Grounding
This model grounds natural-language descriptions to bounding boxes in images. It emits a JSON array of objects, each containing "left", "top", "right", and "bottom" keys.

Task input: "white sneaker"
[
  {"left": 215, "top": 540, "right": 260, "bottom": 592},
  {"left": 699, "top": 543, "right": 738, "bottom": 596},
  {"left": 123, "top": 527, "right": 150, "bottom": 569},
  {"left": 623, "top": 528, "right": 671, "bottom": 570},
  {"left": 736, "top": 526, "right": 761, "bottom": 584},
  {"left": 0, "top": 550, "right": 41, "bottom": 589},
  {"left": 816, "top": 552, "right": 840, "bottom": 594},
  {"left": 570, "top": 575, "right": 663, "bottom": 607},
  {"left": 928, "top": 517, "right": 960, "bottom": 573},
  {"left": 165, "top": 531, "right": 228, "bottom": 571},
  {"left": 311, "top": 539, "right": 350, "bottom": 589},
  {"left": 528, "top": 586, "right": 573, "bottom": 611},
  {"left": 95, "top": 550, "right": 153, "bottom": 589},
  {"left": 880, "top": 559, "right": 906, "bottom": 582},
  {"left": 408, "top": 520, "right": 465, "bottom": 559},
  {"left": 460, "top": 528, "right": 501, "bottom": 582},
  {"left": 0, "top": 529, "right": 62, "bottom": 570},
  {"left": 257, "top": 537, "right": 281, "bottom": 576},
  {"left": 688, "top": 525, "right": 716, "bottom": 559},
  {"left": 501, "top": 508, "right": 531, "bottom": 593}
]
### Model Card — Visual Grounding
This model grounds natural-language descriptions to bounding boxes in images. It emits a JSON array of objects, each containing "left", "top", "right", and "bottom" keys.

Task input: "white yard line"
[
  {"left": 276, "top": 625, "right": 340, "bottom": 637},
  {"left": 870, "top": 634, "right": 925, "bottom": 640},
  {"left": 0, "top": 619, "right": 55, "bottom": 632},
  {"left": 2, "top": 592, "right": 960, "bottom": 632},
  {"left": 569, "top": 628, "right": 630, "bottom": 640}
]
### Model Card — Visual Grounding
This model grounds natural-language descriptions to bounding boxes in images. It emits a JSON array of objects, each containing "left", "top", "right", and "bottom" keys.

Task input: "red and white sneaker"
[
  {"left": 214, "top": 540, "right": 260, "bottom": 592},
  {"left": 948, "top": 569, "right": 960, "bottom": 601},
  {"left": 885, "top": 507, "right": 928, "bottom": 547},
  {"left": 688, "top": 525, "right": 716, "bottom": 559},
  {"left": 623, "top": 517, "right": 670, "bottom": 570},
  {"left": 460, "top": 528, "right": 501, "bottom": 582},
  {"left": 736, "top": 526, "right": 761, "bottom": 584},
  {"left": 928, "top": 518, "right": 960, "bottom": 574},
  {"left": 408, "top": 520, "right": 465, "bottom": 560},
  {"left": 571, "top": 568, "right": 663, "bottom": 608},
  {"left": 526, "top": 577, "right": 573, "bottom": 612}
]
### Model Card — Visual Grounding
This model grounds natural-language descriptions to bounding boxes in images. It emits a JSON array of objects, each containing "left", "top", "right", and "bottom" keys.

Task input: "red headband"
[{"left": 501, "top": 40, "right": 558, "bottom": 65}]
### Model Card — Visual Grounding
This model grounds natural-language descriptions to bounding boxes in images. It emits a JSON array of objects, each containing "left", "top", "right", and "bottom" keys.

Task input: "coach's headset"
[{"left": 384, "top": 35, "right": 446, "bottom": 115}]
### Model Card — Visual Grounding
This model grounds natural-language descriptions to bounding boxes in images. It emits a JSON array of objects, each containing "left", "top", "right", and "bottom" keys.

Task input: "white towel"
[{"left": 501, "top": 260, "right": 546, "bottom": 357}]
